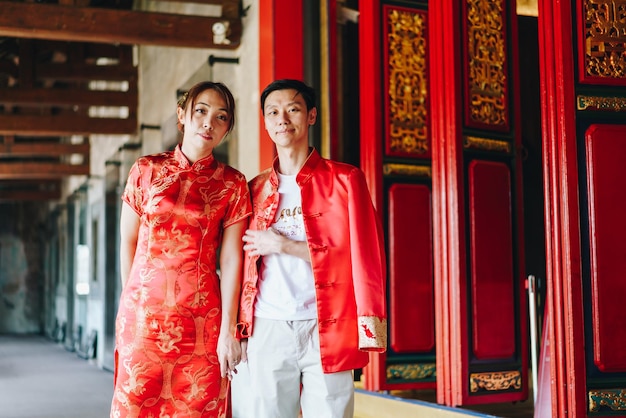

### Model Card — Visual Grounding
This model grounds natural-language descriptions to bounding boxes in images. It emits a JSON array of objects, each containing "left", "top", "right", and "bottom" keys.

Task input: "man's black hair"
[{"left": 260, "top": 79, "right": 316, "bottom": 114}]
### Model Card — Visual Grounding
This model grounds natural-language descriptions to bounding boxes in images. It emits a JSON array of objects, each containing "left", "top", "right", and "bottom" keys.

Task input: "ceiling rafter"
[
  {"left": 0, "top": 180, "right": 62, "bottom": 201},
  {"left": 0, "top": 1, "right": 242, "bottom": 49},
  {"left": 0, "top": 0, "right": 243, "bottom": 201}
]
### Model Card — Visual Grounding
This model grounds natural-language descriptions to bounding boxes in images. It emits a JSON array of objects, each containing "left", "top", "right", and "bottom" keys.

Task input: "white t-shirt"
[{"left": 254, "top": 173, "right": 317, "bottom": 320}]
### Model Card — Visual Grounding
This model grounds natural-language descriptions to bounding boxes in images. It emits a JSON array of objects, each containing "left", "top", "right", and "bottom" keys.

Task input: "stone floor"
[
  {"left": 0, "top": 334, "right": 114, "bottom": 418},
  {"left": 354, "top": 388, "right": 534, "bottom": 418},
  {"left": 0, "top": 334, "right": 534, "bottom": 418}
]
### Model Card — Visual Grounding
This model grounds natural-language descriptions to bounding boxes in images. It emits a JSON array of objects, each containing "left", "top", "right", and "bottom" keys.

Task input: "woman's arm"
[
  {"left": 217, "top": 218, "right": 247, "bottom": 379},
  {"left": 119, "top": 202, "right": 140, "bottom": 289}
]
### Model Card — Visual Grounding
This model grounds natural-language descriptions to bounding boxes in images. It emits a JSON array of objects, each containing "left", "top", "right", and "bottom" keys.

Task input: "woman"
[{"left": 110, "top": 81, "right": 251, "bottom": 418}]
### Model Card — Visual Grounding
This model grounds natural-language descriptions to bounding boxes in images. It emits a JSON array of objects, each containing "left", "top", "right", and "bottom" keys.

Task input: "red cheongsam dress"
[{"left": 110, "top": 146, "right": 251, "bottom": 418}]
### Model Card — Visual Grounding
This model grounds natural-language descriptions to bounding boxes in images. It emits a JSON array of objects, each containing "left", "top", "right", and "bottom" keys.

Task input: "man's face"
[{"left": 263, "top": 89, "right": 317, "bottom": 149}]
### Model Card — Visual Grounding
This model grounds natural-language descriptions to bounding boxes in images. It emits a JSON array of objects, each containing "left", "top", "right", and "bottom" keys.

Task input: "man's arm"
[{"left": 242, "top": 228, "right": 310, "bottom": 262}]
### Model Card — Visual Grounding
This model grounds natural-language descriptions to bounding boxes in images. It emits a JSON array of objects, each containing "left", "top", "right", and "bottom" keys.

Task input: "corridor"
[
  {"left": 0, "top": 334, "right": 114, "bottom": 418},
  {"left": 0, "top": 334, "right": 529, "bottom": 418}
]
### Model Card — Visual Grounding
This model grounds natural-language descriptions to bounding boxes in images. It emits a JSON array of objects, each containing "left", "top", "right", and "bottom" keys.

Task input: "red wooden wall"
[
  {"left": 362, "top": 0, "right": 529, "bottom": 408},
  {"left": 258, "top": 0, "right": 304, "bottom": 169},
  {"left": 539, "top": 0, "right": 626, "bottom": 415}
]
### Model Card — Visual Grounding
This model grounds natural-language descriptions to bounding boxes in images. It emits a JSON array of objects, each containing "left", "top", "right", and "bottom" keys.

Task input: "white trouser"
[{"left": 232, "top": 317, "right": 354, "bottom": 418}]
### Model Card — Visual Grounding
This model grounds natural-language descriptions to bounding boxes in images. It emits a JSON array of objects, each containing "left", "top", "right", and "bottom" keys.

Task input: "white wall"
[{"left": 136, "top": 0, "right": 260, "bottom": 177}]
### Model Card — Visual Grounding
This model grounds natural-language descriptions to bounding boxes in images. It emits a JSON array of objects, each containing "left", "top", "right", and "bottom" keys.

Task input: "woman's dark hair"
[
  {"left": 260, "top": 79, "right": 316, "bottom": 114},
  {"left": 177, "top": 81, "right": 236, "bottom": 134}
]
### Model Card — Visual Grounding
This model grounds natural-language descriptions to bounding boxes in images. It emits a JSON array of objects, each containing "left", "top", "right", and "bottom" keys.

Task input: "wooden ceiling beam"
[
  {"left": 0, "top": 61, "right": 18, "bottom": 79},
  {"left": 1, "top": 88, "right": 137, "bottom": 108},
  {"left": 0, "top": 114, "right": 137, "bottom": 136},
  {"left": 23, "top": 40, "right": 133, "bottom": 60},
  {"left": 0, "top": 2, "right": 241, "bottom": 49},
  {"left": 0, "top": 180, "right": 62, "bottom": 201},
  {"left": 0, "top": 189, "right": 62, "bottom": 201},
  {"left": 0, "top": 162, "right": 90, "bottom": 179},
  {"left": 36, "top": 62, "right": 137, "bottom": 82},
  {"left": 147, "top": 0, "right": 240, "bottom": 19},
  {"left": 0, "top": 142, "right": 90, "bottom": 157},
  {"left": 146, "top": 0, "right": 232, "bottom": 4}
]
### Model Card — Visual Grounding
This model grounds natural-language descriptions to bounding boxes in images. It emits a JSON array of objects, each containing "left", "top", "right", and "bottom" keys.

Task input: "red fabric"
[
  {"left": 237, "top": 149, "right": 387, "bottom": 373},
  {"left": 111, "top": 146, "right": 251, "bottom": 418}
]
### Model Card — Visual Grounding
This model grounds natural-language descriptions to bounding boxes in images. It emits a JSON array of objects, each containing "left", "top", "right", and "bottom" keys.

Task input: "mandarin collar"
[
  {"left": 174, "top": 144, "right": 217, "bottom": 172},
  {"left": 269, "top": 148, "right": 321, "bottom": 188}
]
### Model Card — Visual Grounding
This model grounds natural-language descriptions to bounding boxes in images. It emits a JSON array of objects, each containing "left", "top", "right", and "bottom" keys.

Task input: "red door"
[
  {"left": 360, "top": 0, "right": 530, "bottom": 407},
  {"left": 539, "top": 0, "right": 626, "bottom": 416}
]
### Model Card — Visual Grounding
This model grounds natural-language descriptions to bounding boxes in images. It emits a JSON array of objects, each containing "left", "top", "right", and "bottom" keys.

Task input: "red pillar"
[{"left": 258, "top": 0, "right": 304, "bottom": 169}]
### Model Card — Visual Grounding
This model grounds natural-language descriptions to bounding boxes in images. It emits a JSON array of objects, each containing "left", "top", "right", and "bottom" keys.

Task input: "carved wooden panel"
[
  {"left": 383, "top": 5, "right": 430, "bottom": 158},
  {"left": 578, "top": 0, "right": 626, "bottom": 85},
  {"left": 462, "top": 0, "right": 510, "bottom": 131}
]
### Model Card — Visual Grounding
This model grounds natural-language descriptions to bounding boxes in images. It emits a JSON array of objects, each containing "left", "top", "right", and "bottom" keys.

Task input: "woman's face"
[{"left": 177, "top": 88, "right": 232, "bottom": 155}]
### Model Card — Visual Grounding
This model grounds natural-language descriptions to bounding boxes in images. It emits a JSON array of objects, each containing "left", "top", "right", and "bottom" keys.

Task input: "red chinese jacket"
[{"left": 237, "top": 148, "right": 387, "bottom": 373}]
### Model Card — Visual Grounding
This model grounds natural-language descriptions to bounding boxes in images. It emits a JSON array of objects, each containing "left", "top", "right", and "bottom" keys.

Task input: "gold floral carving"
[
  {"left": 577, "top": 94, "right": 626, "bottom": 111},
  {"left": 386, "top": 8, "right": 429, "bottom": 155},
  {"left": 589, "top": 389, "right": 626, "bottom": 412},
  {"left": 464, "top": 135, "right": 511, "bottom": 153},
  {"left": 583, "top": 0, "right": 626, "bottom": 79},
  {"left": 383, "top": 163, "right": 431, "bottom": 178},
  {"left": 466, "top": 0, "right": 508, "bottom": 127},
  {"left": 387, "top": 363, "right": 437, "bottom": 381},
  {"left": 469, "top": 371, "right": 522, "bottom": 393}
]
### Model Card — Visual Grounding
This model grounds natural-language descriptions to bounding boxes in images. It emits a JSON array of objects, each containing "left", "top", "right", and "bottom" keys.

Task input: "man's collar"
[{"left": 270, "top": 147, "right": 321, "bottom": 185}]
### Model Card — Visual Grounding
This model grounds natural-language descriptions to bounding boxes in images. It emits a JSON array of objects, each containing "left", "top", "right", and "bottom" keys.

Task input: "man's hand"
[
  {"left": 242, "top": 228, "right": 284, "bottom": 256},
  {"left": 241, "top": 339, "right": 248, "bottom": 364},
  {"left": 243, "top": 228, "right": 311, "bottom": 262}
]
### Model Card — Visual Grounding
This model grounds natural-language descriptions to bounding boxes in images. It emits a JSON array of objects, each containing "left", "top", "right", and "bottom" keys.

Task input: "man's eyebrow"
[{"left": 265, "top": 100, "right": 302, "bottom": 109}]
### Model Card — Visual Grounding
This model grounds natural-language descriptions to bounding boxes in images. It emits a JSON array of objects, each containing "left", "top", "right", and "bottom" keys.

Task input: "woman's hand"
[{"left": 217, "top": 332, "right": 241, "bottom": 380}]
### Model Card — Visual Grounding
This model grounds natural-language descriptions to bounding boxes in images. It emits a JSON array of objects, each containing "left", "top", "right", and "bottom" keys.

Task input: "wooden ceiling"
[{"left": 0, "top": 0, "right": 242, "bottom": 201}]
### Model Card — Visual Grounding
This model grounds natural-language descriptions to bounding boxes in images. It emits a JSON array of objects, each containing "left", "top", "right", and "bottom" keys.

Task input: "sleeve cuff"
[
  {"left": 358, "top": 316, "right": 387, "bottom": 352},
  {"left": 236, "top": 322, "right": 251, "bottom": 340}
]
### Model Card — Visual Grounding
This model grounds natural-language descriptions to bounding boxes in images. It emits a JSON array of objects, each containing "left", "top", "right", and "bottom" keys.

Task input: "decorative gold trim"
[
  {"left": 577, "top": 94, "right": 626, "bottom": 111},
  {"left": 383, "top": 163, "right": 431, "bottom": 178},
  {"left": 516, "top": 0, "right": 538, "bottom": 17},
  {"left": 583, "top": 0, "right": 626, "bottom": 80},
  {"left": 464, "top": 136, "right": 511, "bottom": 153},
  {"left": 469, "top": 371, "right": 522, "bottom": 393},
  {"left": 589, "top": 389, "right": 626, "bottom": 412},
  {"left": 387, "top": 363, "right": 436, "bottom": 381}
]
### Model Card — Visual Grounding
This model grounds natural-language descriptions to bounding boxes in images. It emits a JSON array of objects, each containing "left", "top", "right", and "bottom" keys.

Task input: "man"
[{"left": 235, "top": 79, "right": 387, "bottom": 418}]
